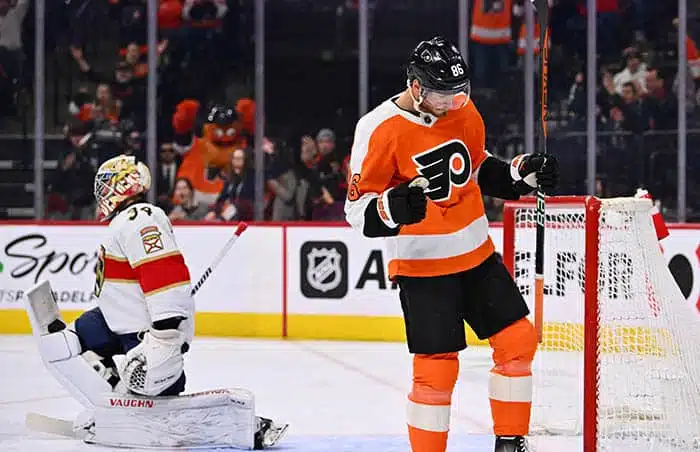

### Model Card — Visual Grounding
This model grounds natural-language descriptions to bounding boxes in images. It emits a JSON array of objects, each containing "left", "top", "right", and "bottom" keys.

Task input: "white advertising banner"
[
  {"left": 285, "top": 226, "right": 505, "bottom": 317},
  {"left": 0, "top": 225, "right": 282, "bottom": 314},
  {"left": 285, "top": 224, "right": 700, "bottom": 321},
  {"left": 1, "top": 223, "right": 698, "bottom": 323},
  {"left": 285, "top": 226, "right": 401, "bottom": 316}
]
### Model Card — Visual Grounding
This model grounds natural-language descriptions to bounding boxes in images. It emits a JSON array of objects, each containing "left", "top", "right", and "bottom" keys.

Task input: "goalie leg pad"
[
  {"left": 85, "top": 388, "right": 257, "bottom": 449},
  {"left": 26, "top": 280, "right": 114, "bottom": 408},
  {"left": 38, "top": 329, "right": 115, "bottom": 408}
]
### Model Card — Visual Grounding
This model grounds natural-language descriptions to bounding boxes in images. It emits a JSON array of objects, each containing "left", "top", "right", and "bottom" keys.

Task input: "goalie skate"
[{"left": 254, "top": 417, "right": 289, "bottom": 449}]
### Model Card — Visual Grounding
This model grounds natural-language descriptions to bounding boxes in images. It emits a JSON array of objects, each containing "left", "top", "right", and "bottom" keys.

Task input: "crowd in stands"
[{"left": 0, "top": 0, "right": 698, "bottom": 221}]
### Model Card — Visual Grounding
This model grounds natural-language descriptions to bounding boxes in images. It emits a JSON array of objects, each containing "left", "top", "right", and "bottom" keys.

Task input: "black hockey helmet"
[{"left": 407, "top": 36, "right": 470, "bottom": 94}]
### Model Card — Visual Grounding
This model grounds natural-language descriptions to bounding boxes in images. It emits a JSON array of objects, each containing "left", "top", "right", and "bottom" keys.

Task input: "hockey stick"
[
  {"left": 25, "top": 223, "right": 249, "bottom": 438},
  {"left": 191, "top": 222, "right": 248, "bottom": 296},
  {"left": 533, "top": 0, "right": 550, "bottom": 343},
  {"left": 25, "top": 412, "right": 79, "bottom": 438}
]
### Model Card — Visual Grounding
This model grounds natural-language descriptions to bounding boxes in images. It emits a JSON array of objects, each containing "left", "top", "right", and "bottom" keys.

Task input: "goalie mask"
[
  {"left": 94, "top": 154, "right": 151, "bottom": 221},
  {"left": 407, "top": 36, "right": 471, "bottom": 113}
]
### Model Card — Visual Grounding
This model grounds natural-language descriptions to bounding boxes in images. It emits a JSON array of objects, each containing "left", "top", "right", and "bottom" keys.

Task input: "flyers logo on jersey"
[{"left": 412, "top": 139, "right": 472, "bottom": 202}]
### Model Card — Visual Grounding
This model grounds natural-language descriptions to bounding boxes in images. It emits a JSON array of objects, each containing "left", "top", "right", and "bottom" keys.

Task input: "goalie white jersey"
[{"left": 95, "top": 202, "right": 194, "bottom": 340}]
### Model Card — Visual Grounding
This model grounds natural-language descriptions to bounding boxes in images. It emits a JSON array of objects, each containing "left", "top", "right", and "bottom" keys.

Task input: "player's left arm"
[{"left": 469, "top": 107, "right": 558, "bottom": 199}]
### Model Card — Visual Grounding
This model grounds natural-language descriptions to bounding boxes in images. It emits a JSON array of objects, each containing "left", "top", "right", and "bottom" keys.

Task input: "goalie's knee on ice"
[{"left": 488, "top": 318, "right": 537, "bottom": 371}]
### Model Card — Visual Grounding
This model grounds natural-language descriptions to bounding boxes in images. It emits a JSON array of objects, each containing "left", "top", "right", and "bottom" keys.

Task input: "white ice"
[{"left": 0, "top": 336, "right": 581, "bottom": 451}]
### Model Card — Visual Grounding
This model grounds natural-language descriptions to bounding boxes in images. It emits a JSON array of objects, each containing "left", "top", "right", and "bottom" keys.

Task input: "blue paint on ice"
[{"left": 265, "top": 434, "right": 493, "bottom": 451}]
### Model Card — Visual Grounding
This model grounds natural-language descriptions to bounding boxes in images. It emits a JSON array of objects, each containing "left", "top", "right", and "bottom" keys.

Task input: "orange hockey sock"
[
  {"left": 488, "top": 318, "right": 538, "bottom": 436},
  {"left": 407, "top": 352, "right": 459, "bottom": 452}
]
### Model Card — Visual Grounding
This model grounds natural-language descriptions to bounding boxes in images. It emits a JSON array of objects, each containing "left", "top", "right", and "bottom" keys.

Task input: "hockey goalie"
[{"left": 24, "top": 154, "right": 288, "bottom": 449}]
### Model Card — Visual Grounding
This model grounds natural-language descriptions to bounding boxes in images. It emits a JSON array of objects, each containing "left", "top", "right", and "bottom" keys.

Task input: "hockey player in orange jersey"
[{"left": 344, "top": 37, "right": 558, "bottom": 452}]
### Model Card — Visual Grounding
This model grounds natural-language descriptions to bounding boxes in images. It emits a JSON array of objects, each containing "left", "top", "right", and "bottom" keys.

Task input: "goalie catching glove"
[
  {"left": 510, "top": 153, "right": 558, "bottom": 195},
  {"left": 114, "top": 318, "right": 188, "bottom": 397}
]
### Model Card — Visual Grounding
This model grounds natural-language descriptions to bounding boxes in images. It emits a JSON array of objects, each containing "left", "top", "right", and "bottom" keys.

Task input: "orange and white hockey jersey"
[
  {"left": 344, "top": 96, "right": 495, "bottom": 278},
  {"left": 93, "top": 202, "right": 194, "bottom": 339}
]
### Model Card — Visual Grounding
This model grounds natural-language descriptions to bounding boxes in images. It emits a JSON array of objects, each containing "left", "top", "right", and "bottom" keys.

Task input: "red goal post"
[{"left": 504, "top": 196, "right": 601, "bottom": 450}]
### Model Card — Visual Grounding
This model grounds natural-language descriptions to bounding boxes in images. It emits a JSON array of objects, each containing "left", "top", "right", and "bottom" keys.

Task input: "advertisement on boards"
[
  {"left": 0, "top": 225, "right": 102, "bottom": 309},
  {"left": 287, "top": 226, "right": 401, "bottom": 317},
  {"left": 286, "top": 226, "right": 505, "bottom": 317},
  {"left": 286, "top": 224, "right": 700, "bottom": 321},
  {"left": 0, "top": 224, "right": 282, "bottom": 314}
]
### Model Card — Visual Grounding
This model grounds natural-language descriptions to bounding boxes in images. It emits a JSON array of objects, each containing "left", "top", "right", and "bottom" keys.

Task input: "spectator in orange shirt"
[{"left": 75, "top": 84, "right": 121, "bottom": 124}]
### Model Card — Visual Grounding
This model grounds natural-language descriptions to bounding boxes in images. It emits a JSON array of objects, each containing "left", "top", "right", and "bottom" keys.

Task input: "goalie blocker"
[{"left": 25, "top": 280, "right": 288, "bottom": 449}]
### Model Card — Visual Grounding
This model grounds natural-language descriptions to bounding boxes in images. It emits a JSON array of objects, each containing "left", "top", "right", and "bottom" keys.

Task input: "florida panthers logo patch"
[
  {"left": 411, "top": 139, "right": 472, "bottom": 202},
  {"left": 140, "top": 226, "right": 164, "bottom": 254}
]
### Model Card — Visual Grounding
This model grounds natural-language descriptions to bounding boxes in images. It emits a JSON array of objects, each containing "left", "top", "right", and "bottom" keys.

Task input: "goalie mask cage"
[{"left": 502, "top": 196, "right": 700, "bottom": 452}]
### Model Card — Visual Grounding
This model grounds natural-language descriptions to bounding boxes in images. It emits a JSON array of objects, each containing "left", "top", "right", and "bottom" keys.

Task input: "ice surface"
[{"left": 0, "top": 336, "right": 580, "bottom": 451}]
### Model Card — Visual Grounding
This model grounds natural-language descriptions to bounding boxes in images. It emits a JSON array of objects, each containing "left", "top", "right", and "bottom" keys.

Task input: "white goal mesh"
[{"left": 505, "top": 196, "right": 700, "bottom": 451}]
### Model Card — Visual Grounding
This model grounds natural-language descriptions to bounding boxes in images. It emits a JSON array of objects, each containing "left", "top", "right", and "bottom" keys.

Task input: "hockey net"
[{"left": 503, "top": 196, "right": 700, "bottom": 451}]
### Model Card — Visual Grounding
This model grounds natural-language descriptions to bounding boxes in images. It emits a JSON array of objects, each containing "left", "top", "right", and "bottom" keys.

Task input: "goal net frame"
[{"left": 503, "top": 196, "right": 697, "bottom": 452}]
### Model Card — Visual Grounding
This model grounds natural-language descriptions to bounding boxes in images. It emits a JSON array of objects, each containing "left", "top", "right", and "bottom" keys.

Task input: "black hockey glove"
[
  {"left": 511, "top": 153, "right": 559, "bottom": 195},
  {"left": 384, "top": 176, "right": 428, "bottom": 226}
]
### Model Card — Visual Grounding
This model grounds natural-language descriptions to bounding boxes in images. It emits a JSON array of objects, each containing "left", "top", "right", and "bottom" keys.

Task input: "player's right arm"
[{"left": 344, "top": 116, "right": 426, "bottom": 238}]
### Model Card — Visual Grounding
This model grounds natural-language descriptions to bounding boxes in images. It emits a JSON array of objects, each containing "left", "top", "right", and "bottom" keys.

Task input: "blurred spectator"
[
  {"left": 110, "top": 0, "right": 147, "bottom": 53},
  {"left": 183, "top": 0, "right": 227, "bottom": 29},
  {"left": 675, "top": 18, "right": 700, "bottom": 85},
  {"left": 156, "top": 143, "right": 180, "bottom": 208},
  {"left": 168, "top": 177, "right": 209, "bottom": 221},
  {"left": 268, "top": 139, "right": 315, "bottom": 221},
  {"left": 74, "top": 83, "right": 121, "bottom": 124},
  {"left": 311, "top": 128, "right": 347, "bottom": 220},
  {"left": 566, "top": 65, "right": 619, "bottom": 127},
  {"left": 205, "top": 148, "right": 255, "bottom": 221},
  {"left": 609, "top": 81, "right": 649, "bottom": 132},
  {"left": 515, "top": 14, "right": 543, "bottom": 65},
  {"left": 0, "top": 0, "right": 28, "bottom": 118},
  {"left": 181, "top": 0, "right": 228, "bottom": 63},
  {"left": 470, "top": 0, "right": 513, "bottom": 89},
  {"left": 613, "top": 50, "right": 648, "bottom": 95},
  {"left": 642, "top": 68, "right": 677, "bottom": 130},
  {"left": 159, "top": 0, "right": 184, "bottom": 34},
  {"left": 70, "top": 46, "right": 147, "bottom": 126},
  {"left": 123, "top": 43, "right": 150, "bottom": 78},
  {"left": 47, "top": 121, "right": 99, "bottom": 220},
  {"left": 119, "top": 119, "right": 144, "bottom": 159}
]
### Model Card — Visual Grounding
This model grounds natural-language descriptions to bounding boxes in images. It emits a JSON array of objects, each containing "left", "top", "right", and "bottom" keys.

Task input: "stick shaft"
[
  {"left": 534, "top": 0, "right": 550, "bottom": 343},
  {"left": 190, "top": 222, "right": 248, "bottom": 296}
]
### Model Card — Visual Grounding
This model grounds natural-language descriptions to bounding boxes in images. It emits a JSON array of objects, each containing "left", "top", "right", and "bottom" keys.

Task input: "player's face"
[{"left": 419, "top": 83, "right": 471, "bottom": 116}]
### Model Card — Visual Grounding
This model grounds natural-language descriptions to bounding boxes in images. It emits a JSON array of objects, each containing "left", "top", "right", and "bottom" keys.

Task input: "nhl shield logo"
[{"left": 300, "top": 241, "right": 348, "bottom": 299}]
